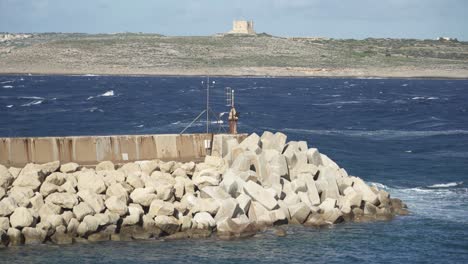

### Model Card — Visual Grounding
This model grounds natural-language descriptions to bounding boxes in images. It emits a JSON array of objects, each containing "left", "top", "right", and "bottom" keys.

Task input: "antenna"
[
  {"left": 225, "top": 87, "right": 232, "bottom": 106},
  {"left": 180, "top": 76, "right": 216, "bottom": 135}
]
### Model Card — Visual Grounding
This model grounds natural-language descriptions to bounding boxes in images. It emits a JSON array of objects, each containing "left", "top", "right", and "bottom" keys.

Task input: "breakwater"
[{"left": 0, "top": 131, "right": 408, "bottom": 247}]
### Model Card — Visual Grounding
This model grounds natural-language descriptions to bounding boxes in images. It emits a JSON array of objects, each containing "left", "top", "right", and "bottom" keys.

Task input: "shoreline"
[{"left": 1, "top": 69, "right": 468, "bottom": 80}]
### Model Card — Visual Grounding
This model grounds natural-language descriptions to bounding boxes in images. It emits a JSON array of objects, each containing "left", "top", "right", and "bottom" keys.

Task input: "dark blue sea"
[{"left": 1, "top": 75, "right": 467, "bottom": 263}]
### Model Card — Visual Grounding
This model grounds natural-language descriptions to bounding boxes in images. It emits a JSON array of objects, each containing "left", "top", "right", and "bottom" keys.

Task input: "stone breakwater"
[{"left": 0, "top": 132, "right": 408, "bottom": 247}]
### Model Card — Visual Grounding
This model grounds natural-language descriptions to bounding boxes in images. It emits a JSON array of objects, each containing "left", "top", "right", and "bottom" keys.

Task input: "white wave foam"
[
  {"left": 2, "top": 85, "right": 13, "bottom": 89},
  {"left": 87, "top": 107, "right": 104, "bottom": 113},
  {"left": 412, "top": 96, "right": 439, "bottom": 100},
  {"left": 402, "top": 83, "right": 409, "bottom": 87},
  {"left": 87, "top": 90, "right": 115, "bottom": 100},
  {"left": 101, "top": 90, "right": 114, "bottom": 97},
  {"left": 0, "top": 80, "right": 13, "bottom": 84},
  {"left": 282, "top": 128, "right": 468, "bottom": 140},
  {"left": 21, "top": 100, "right": 43, "bottom": 107},
  {"left": 6, "top": 105, "right": 13, "bottom": 108},
  {"left": 428, "top": 182, "right": 463, "bottom": 188},
  {"left": 369, "top": 182, "right": 388, "bottom": 189},
  {"left": 136, "top": 125, "right": 144, "bottom": 128},
  {"left": 19, "top": 96, "right": 44, "bottom": 100},
  {"left": 389, "top": 185, "right": 468, "bottom": 224},
  {"left": 84, "top": 74, "right": 100, "bottom": 77}
]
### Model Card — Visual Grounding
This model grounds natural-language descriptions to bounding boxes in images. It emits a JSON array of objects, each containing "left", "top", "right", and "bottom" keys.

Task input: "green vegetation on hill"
[{"left": 0, "top": 33, "right": 467, "bottom": 76}]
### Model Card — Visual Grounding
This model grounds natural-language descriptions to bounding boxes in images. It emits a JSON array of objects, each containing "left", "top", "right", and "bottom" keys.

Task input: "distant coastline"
[
  {"left": 1, "top": 68, "right": 467, "bottom": 80},
  {"left": 1, "top": 33, "right": 467, "bottom": 79}
]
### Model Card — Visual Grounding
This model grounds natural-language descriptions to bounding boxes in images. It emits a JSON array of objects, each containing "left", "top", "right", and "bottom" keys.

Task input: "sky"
[{"left": 1, "top": 0, "right": 467, "bottom": 40}]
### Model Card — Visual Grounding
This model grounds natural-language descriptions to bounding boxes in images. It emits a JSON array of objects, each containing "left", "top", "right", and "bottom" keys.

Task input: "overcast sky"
[{"left": 1, "top": 0, "right": 467, "bottom": 40}]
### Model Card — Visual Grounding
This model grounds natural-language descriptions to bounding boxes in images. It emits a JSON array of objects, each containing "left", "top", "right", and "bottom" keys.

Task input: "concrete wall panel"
[{"left": 0, "top": 133, "right": 247, "bottom": 167}]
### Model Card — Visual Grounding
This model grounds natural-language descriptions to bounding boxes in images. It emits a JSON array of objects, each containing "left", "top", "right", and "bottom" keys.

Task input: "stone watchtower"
[{"left": 228, "top": 20, "right": 256, "bottom": 35}]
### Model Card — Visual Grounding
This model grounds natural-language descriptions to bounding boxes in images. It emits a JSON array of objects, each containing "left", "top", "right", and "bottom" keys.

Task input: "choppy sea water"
[{"left": 0, "top": 75, "right": 467, "bottom": 263}]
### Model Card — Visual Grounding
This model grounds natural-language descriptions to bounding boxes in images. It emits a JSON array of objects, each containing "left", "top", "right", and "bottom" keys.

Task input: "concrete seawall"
[{"left": 0, "top": 133, "right": 247, "bottom": 167}]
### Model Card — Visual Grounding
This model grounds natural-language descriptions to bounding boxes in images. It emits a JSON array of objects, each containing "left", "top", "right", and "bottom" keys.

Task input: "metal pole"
[
  {"left": 179, "top": 110, "right": 207, "bottom": 135},
  {"left": 206, "top": 76, "right": 209, "bottom": 134}
]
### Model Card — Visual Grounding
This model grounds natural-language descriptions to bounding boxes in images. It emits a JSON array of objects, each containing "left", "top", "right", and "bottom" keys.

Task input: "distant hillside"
[{"left": 0, "top": 33, "right": 467, "bottom": 78}]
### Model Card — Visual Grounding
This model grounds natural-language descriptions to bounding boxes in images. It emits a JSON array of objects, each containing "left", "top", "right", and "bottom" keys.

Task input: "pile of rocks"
[{"left": 0, "top": 132, "right": 408, "bottom": 247}]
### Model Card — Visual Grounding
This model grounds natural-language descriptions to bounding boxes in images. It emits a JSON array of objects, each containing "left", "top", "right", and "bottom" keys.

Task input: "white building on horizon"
[{"left": 228, "top": 20, "right": 256, "bottom": 35}]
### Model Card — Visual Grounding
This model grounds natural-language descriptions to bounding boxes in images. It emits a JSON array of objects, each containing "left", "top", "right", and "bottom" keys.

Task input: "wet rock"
[
  {"left": 7, "top": 227, "right": 23, "bottom": 246},
  {"left": 22, "top": 227, "right": 47, "bottom": 245},
  {"left": 154, "top": 215, "right": 180, "bottom": 235},
  {"left": 51, "top": 225, "right": 73, "bottom": 244}
]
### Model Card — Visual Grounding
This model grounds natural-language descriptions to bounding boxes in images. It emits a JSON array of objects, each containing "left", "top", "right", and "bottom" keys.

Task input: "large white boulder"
[
  {"left": 147, "top": 199, "right": 175, "bottom": 218},
  {"left": 215, "top": 198, "right": 241, "bottom": 222},
  {"left": 96, "top": 161, "right": 115, "bottom": 171},
  {"left": 239, "top": 133, "right": 260, "bottom": 152},
  {"left": 243, "top": 181, "right": 278, "bottom": 210},
  {"left": 106, "top": 183, "right": 129, "bottom": 202},
  {"left": 236, "top": 193, "right": 252, "bottom": 214},
  {"left": 154, "top": 215, "right": 180, "bottom": 234},
  {"left": 8, "top": 186, "right": 34, "bottom": 207},
  {"left": 77, "top": 170, "right": 106, "bottom": 194},
  {"left": 298, "top": 173, "right": 321, "bottom": 205},
  {"left": 352, "top": 178, "right": 379, "bottom": 205},
  {"left": 200, "top": 186, "right": 231, "bottom": 200},
  {"left": 191, "top": 198, "right": 220, "bottom": 215},
  {"left": 77, "top": 190, "right": 105, "bottom": 213},
  {"left": 73, "top": 202, "right": 95, "bottom": 221},
  {"left": 60, "top": 162, "right": 79, "bottom": 173},
  {"left": 0, "top": 165, "right": 14, "bottom": 189},
  {"left": 45, "top": 192, "right": 79, "bottom": 209},
  {"left": 129, "top": 188, "right": 157, "bottom": 207},
  {"left": 306, "top": 148, "right": 323, "bottom": 166},
  {"left": 247, "top": 201, "right": 269, "bottom": 223},
  {"left": 40, "top": 161, "right": 60, "bottom": 175},
  {"left": 105, "top": 196, "right": 128, "bottom": 216},
  {"left": 192, "top": 212, "right": 216, "bottom": 229},
  {"left": 10, "top": 207, "right": 34, "bottom": 228},
  {"left": 0, "top": 217, "right": 9, "bottom": 231},
  {"left": 0, "top": 197, "right": 17, "bottom": 217},
  {"left": 13, "top": 171, "right": 42, "bottom": 190},
  {"left": 288, "top": 202, "right": 311, "bottom": 224},
  {"left": 77, "top": 215, "right": 100, "bottom": 236}
]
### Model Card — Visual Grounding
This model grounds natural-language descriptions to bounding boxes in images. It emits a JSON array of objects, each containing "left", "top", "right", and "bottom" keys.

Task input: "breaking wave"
[
  {"left": 19, "top": 96, "right": 44, "bottom": 100},
  {"left": 101, "top": 90, "right": 114, "bottom": 97},
  {"left": 2, "top": 85, "right": 13, "bottom": 89},
  {"left": 87, "top": 90, "right": 115, "bottom": 100},
  {"left": 21, "top": 100, "right": 43, "bottom": 107},
  {"left": 412, "top": 96, "right": 440, "bottom": 100},
  {"left": 369, "top": 181, "right": 468, "bottom": 224},
  {"left": 428, "top": 182, "right": 464, "bottom": 189}
]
